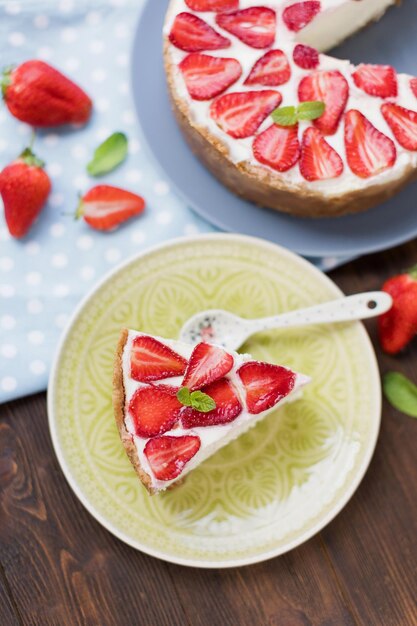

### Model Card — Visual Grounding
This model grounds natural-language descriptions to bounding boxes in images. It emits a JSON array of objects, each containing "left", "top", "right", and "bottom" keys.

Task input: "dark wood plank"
[
  {"left": 0, "top": 394, "right": 190, "bottom": 626},
  {"left": 0, "top": 564, "right": 21, "bottom": 626}
]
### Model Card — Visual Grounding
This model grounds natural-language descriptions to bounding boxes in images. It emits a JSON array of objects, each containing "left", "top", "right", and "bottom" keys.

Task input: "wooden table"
[{"left": 1, "top": 240, "right": 416, "bottom": 626}]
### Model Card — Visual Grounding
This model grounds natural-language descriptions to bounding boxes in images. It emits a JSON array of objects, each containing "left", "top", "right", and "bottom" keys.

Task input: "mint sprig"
[
  {"left": 177, "top": 387, "right": 216, "bottom": 413},
  {"left": 383, "top": 372, "right": 417, "bottom": 418},
  {"left": 87, "top": 131, "right": 128, "bottom": 177},
  {"left": 271, "top": 100, "right": 325, "bottom": 126}
]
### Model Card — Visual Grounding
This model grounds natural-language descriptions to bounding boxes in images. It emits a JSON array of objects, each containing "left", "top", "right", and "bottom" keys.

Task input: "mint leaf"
[
  {"left": 383, "top": 372, "right": 417, "bottom": 418},
  {"left": 297, "top": 100, "right": 325, "bottom": 121},
  {"left": 87, "top": 132, "right": 128, "bottom": 177},
  {"left": 177, "top": 387, "right": 192, "bottom": 407},
  {"left": 190, "top": 391, "right": 216, "bottom": 413},
  {"left": 271, "top": 106, "right": 298, "bottom": 126}
]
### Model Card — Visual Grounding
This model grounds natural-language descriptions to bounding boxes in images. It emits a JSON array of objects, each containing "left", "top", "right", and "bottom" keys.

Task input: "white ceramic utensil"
[{"left": 179, "top": 291, "right": 392, "bottom": 350}]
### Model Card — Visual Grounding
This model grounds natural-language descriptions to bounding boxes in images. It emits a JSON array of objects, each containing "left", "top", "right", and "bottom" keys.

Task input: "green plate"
[{"left": 48, "top": 234, "right": 381, "bottom": 568}]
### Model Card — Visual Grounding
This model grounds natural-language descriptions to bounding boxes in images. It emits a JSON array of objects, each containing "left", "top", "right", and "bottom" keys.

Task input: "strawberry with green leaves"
[
  {"left": 379, "top": 266, "right": 417, "bottom": 354},
  {"left": 0, "top": 147, "right": 51, "bottom": 238}
]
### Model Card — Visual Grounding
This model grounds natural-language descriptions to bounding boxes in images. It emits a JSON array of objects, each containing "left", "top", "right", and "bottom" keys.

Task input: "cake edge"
[{"left": 112, "top": 327, "right": 156, "bottom": 495}]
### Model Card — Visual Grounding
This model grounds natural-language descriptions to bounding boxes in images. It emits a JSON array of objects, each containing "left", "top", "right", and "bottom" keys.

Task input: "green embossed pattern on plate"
[{"left": 48, "top": 234, "right": 381, "bottom": 568}]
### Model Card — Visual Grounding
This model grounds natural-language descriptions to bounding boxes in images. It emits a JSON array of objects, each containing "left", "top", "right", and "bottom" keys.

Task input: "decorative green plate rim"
[{"left": 47, "top": 234, "right": 381, "bottom": 568}]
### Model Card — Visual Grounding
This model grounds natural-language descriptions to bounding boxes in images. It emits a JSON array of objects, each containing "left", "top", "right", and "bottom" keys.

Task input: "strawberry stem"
[
  {"left": 74, "top": 198, "right": 84, "bottom": 221},
  {"left": 19, "top": 147, "right": 45, "bottom": 168},
  {"left": 1, "top": 66, "right": 14, "bottom": 98},
  {"left": 407, "top": 264, "right": 417, "bottom": 280}
]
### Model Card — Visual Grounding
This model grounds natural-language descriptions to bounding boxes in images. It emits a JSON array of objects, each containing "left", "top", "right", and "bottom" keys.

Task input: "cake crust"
[
  {"left": 164, "top": 45, "right": 417, "bottom": 218},
  {"left": 112, "top": 328, "right": 156, "bottom": 494}
]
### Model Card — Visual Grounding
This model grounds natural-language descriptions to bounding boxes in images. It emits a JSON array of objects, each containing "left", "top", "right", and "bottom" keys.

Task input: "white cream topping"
[
  {"left": 164, "top": 0, "right": 417, "bottom": 196},
  {"left": 122, "top": 330, "right": 310, "bottom": 492}
]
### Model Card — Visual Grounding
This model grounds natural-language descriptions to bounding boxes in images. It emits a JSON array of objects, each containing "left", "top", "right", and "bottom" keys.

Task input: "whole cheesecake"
[{"left": 163, "top": 0, "right": 417, "bottom": 217}]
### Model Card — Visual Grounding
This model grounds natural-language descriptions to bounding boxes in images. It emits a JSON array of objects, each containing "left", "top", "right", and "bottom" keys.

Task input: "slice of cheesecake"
[{"left": 113, "top": 328, "right": 310, "bottom": 494}]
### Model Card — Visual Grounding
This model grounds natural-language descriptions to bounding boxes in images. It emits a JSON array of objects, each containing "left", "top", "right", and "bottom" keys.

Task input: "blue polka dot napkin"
[{"left": 0, "top": 0, "right": 351, "bottom": 404}]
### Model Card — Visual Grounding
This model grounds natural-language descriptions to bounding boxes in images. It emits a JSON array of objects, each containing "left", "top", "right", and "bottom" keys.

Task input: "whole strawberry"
[
  {"left": 76, "top": 185, "right": 145, "bottom": 231},
  {"left": 378, "top": 266, "right": 417, "bottom": 354},
  {"left": 1, "top": 60, "right": 92, "bottom": 126},
  {"left": 0, "top": 147, "right": 51, "bottom": 238}
]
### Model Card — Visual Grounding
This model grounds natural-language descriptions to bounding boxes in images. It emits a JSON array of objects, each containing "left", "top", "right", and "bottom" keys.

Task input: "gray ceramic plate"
[{"left": 131, "top": 0, "right": 417, "bottom": 257}]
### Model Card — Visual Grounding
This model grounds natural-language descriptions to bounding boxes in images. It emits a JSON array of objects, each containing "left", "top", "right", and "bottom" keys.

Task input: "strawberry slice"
[
  {"left": 237, "top": 361, "right": 296, "bottom": 415},
  {"left": 283, "top": 2, "right": 321, "bottom": 32},
  {"left": 216, "top": 7, "right": 276, "bottom": 49},
  {"left": 181, "top": 378, "right": 242, "bottom": 427},
  {"left": 210, "top": 90, "right": 282, "bottom": 138},
  {"left": 253, "top": 123, "right": 300, "bottom": 172},
  {"left": 410, "top": 78, "right": 417, "bottom": 99},
  {"left": 185, "top": 0, "right": 238, "bottom": 10},
  {"left": 169, "top": 12, "right": 230, "bottom": 52},
  {"left": 381, "top": 103, "right": 417, "bottom": 151},
  {"left": 129, "top": 385, "right": 182, "bottom": 438},
  {"left": 76, "top": 185, "right": 145, "bottom": 231},
  {"left": 352, "top": 64, "right": 397, "bottom": 99},
  {"left": 244, "top": 50, "right": 291, "bottom": 87},
  {"left": 293, "top": 44, "right": 319, "bottom": 69},
  {"left": 298, "top": 70, "right": 349, "bottom": 135},
  {"left": 182, "top": 342, "right": 234, "bottom": 390},
  {"left": 144, "top": 435, "right": 201, "bottom": 481},
  {"left": 130, "top": 336, "right": 187, "bottom": 382},
  {"left": 299, "top": 127, "right": 343, "bottom": 181},
  {"left": 179, "top": 53, "right": 242, "bottom": 101},
  {"left": 345, "top": 109, "right": 396, "bottom": 179}
]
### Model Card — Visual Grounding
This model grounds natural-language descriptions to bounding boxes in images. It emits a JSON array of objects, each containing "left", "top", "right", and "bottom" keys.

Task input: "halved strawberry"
[
  {"left": 283, "top": 1, "right": 321, "bottom": 32},
  {"left": 293, "top": 44, "right": 319, "bottom": 70},
  {"left": 182, "top": 342, "right": 234, "bottom": 390},
  {"left": 129, "top": 385, "right": 182, "bottom": 438},
  {"left": 244, "top": 50, "right": 291, "bottom": 87},
  {"left": 410, "top": 78, "right": 417, "bottom": 99},
  {"left": 381, "top": 103, "right": 417, "bottom": 151},
  {"left": 345, "top": 109, "right": 396, "bottom": 178},
  {"left": 378, "top": 267, "right": 417, "bottom": 354},
  {"left": 144, "top": 435, "right": 201, "bottom": 481},
  {"left": 352, "top": 64, "right": 397, "bottom": 99},
  {"left": 237, "top": 361, "right": 296, "bottom": 415},
  {"left": 298, "top": 70, "right": 349, "bottom": 135},
  {"left": 185, "top": 0, "right": 238, "bottom": 10},
  {"left": 76, "top": 185, "right": 145, "bottom": 231},
  {"left": 169, "top": 12, "right": 230, "bottom": 52},
  {"left": 179, "top": 53, "right": 242, "bottom": 101},
  {"left": 253, "top": 123, "right": 300, "bottom": 172},
  {"left": 299, "top": 127, "right": 343, "bottom": 181},
  {"left": 216, "top": 7, "right": 276, "bottom": 49},
  {"left": 130, "top": 336, "right": 187, "bottom": 382},
  {"left": 210, "top": 90, "right": 282, "bottom": 138},
  {"left": 181, "top": 378, "right": 242, "bottom": 427}
]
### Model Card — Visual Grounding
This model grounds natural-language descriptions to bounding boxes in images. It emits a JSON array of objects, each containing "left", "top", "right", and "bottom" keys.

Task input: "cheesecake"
[
  {"left": 113, "top": 329, "right": 310, "bottom": 494},
  {"left": 164, "top": 0, "right": 417, "bottom": 217}
]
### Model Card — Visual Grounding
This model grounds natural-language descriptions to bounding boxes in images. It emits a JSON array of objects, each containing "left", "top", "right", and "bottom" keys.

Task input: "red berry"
[
  {"left": 298, "top": 70, "right": 349, "bottom": 135},
  {"left": 185, "top": 0, "right": 238, "bottom": 10},
  {"left": 129, "top": 385, "right": 182, "bottom": 438},
  {"left": 216, "top": 7, "right": 276, "bottom": 49},
  {"left": 77, "top": 185, "right": 145, "bottom": 231},
  {"left": 293, "top": 44, "right": 319, "bottom": 69},
  {"left": 352, "top": 64, "right": 397, "bottom": 99},
  {"left": 378, "top": 267, "right": 417, "bottom": 354},
  {"left": 144, "top": 435, "right": 201, "bottom": 481},
  {"left": 0, "top": 148, "right": 51, "bottom": 238},
  {"left": 344, "top": 109, "right": 396, "bottom": 179},
  {"left": 169, "top": 12, "right": 230, "bottom": 52},
  {"left": 183, "top": 342, "right": 234, "bottom": 390},
  {"left": 299, "top": 127, "right": 343, "bottom": 181},
  {"left": 1, "top": 60, "right": 92, "bottom": 127},
  {"left": 283, "top": 2, "right": 321, "bottom": 32},
  {"left": 210, "top": 90, "right": 282, "bottom": 138},
  {"left": 381, "top": 103, "right": 417, "bottom": 151},
  {"left": 179, "top": 53, "right": 242, "bottom": 100},
  {"left": 181, "top": 378, "right": 242, "bottom": 427},
  {"left": 244, "top": 50, "right": 291, "bottom": 87},
  {"left": 253, "top": 123, "right": 300, "bottom": 172},
  {"left": 238, "top": 361, "right": 296, "bottom": 415},
  {"left": 130, "top": 336, "right": 187, "bottom": 382}
]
